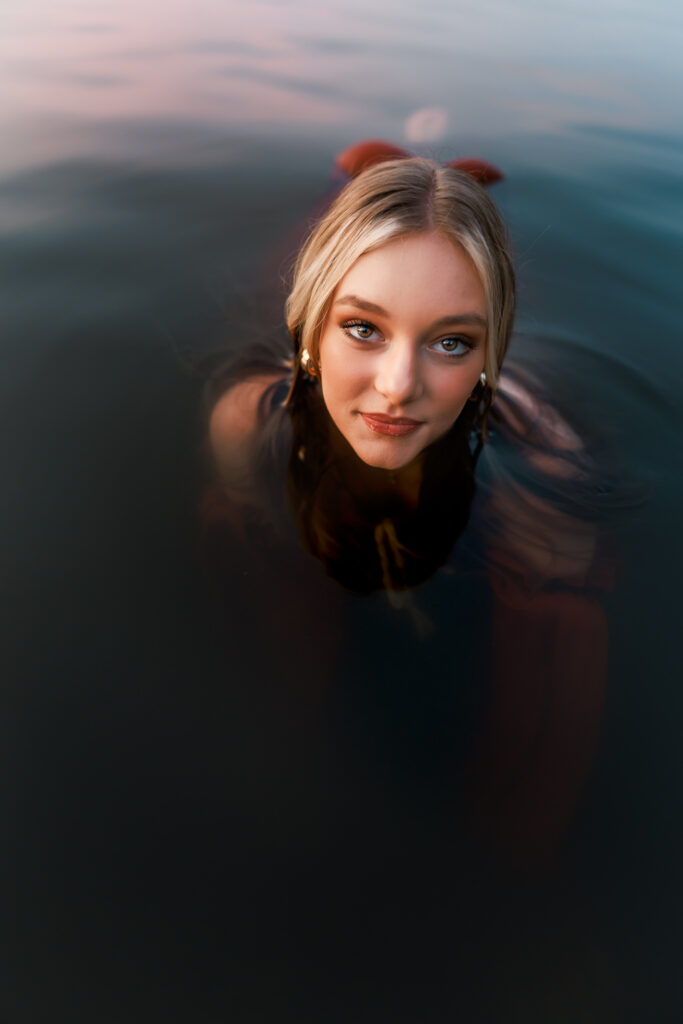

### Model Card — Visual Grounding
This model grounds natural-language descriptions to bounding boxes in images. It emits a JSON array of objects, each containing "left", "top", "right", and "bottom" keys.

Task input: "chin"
[{"left": 354, "top": 444, "right": 422, "bottom": 472}]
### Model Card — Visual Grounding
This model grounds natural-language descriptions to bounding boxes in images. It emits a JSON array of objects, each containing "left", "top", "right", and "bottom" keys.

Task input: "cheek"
[
  {"left": 432, "top": 375, "right": 477, "bottom": 419},
  {"left": 322, "top": 347, "right": 368, "bottom": 398}
]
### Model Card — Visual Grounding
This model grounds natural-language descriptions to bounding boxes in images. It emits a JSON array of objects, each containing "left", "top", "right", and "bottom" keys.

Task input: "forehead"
[{"left": 333, "top": 231, "right": 486, "bottom": 314}]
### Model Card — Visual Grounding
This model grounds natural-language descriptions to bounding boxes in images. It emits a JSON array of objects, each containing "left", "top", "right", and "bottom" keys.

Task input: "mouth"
[{"left": 360, "top": 413, "right": 423, "bottom": 437}]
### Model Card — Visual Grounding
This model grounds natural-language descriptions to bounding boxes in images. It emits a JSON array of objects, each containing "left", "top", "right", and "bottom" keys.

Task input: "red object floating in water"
[
  {"left": 335, "top": 139, "right": 410, "bottom": 178},
  {"left": 446, "top": 158, "right": 504, "bottom": 185},
  {"left": 334, "top": 140, "right": 504, "bottom": 187}
]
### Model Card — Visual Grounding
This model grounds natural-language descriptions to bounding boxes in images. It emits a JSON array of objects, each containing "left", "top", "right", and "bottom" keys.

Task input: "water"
[{"left": 2, "top": 1, "right": 682, "bottom": 1020}]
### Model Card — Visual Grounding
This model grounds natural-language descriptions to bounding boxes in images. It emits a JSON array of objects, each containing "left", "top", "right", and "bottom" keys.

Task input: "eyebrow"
[
  {"left": 334, "top": 294, "right": 487, "bottom": 329},
  {"left": 334, "top": 295, "right": 389, "bottom": 316}
]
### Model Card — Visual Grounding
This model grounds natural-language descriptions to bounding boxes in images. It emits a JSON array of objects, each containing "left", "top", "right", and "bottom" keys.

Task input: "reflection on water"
[
  {"left": 2, "top": 0, "right": 683, "bottom": 1020},
  {"left": 2, "top": 0, "right": 682, "bottom": 174}
]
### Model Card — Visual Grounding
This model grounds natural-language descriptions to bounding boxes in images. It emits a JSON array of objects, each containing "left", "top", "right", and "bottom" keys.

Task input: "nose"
[{"left": 374, "top": 340, "right": 423, "bottom": 407}]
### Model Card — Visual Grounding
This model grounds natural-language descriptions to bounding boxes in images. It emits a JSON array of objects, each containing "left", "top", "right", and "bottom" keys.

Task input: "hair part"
[{"left": 285, "top": 157, "right": 515, "bottom": 396}]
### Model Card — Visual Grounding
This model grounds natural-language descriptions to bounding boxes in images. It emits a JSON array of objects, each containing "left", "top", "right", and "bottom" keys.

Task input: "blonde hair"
[{"left": 285, "top": 157, "right": 515, "bottom": 393}]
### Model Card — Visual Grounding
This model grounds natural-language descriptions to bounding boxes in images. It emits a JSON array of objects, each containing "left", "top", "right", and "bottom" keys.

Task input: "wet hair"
[{"left": 285, "top": 157, "right": 516, "bottom": 400}]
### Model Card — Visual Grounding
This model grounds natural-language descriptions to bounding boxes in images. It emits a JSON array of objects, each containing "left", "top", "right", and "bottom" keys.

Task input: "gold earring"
[
  {"left": 469, "top": 370, "right": 488, "bottom": 402},
  {"left": 301, "top": 348, "right": 319, "bottom": 376}
]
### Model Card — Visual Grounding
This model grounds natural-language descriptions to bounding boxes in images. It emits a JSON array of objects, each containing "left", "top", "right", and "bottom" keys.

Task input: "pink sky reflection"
[{"left": 1, "top": 0, "right": 679, "bottom": 176}]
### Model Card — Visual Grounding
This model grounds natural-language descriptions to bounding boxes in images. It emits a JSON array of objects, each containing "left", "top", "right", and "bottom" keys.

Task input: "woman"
[
  {"left": 202, "top": 151, "right": 616, "bottom": 861},
  {"left": 207, "top": 156, "right": 517, "bottom": 591}
]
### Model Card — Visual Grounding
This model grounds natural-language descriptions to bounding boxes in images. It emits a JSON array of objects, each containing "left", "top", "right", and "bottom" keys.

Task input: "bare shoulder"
[
  {"left": 486, "top": 372, "right": 600, "bottom": 585},
  {"left": 209, "top": 374, "right": 285, "bottom": 450},
  {"left": 497, "top": 374, "right": 583, "bottom": 453}
]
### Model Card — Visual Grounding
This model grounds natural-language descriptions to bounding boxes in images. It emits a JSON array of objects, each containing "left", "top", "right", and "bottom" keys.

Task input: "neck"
[{"left": 326, "top": 417, "right": 424, "bottom": 507}]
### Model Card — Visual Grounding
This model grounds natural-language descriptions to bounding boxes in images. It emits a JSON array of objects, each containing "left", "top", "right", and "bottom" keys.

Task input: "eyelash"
[
  {"left": 341, "top": 319, "right": 381, "bottom": 342},
  {"left": 340, "top": 319, "right": 474, "bottom": 358},
  {"left": 433, "top": 336, "right": 474, "bottom": 357}
]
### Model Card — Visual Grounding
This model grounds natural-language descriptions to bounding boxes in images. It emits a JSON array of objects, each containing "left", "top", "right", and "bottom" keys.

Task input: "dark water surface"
[{"left": 3, "top": 1, "right": 683, "bottom": 1021}]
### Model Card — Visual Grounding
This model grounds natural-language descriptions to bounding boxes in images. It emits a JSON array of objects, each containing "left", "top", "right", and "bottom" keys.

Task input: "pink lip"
[{"left": 360, "top": 413, "right": 423, "bottom": 437}]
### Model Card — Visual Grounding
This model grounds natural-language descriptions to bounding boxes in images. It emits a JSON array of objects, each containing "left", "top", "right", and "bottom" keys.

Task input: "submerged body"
[
  {"left": 204, "top": 356, "right": 614, "bottom": 862},
  {"left": 201, "top": 153, "right": 618, "bottom": 863}
]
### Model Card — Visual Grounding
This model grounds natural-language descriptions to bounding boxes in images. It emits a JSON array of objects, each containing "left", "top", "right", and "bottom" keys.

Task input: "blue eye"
[
  {"left": 342, "top": 319, "right": 381, "bottom": 342},
  {"left": 432, "top": 336, "right": 471, "bottom": 357}
]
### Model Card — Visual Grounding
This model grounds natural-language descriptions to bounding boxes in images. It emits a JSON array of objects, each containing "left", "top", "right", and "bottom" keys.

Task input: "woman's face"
[{"left": 317, "top": 231, "right": 488, "bottom": 471}]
